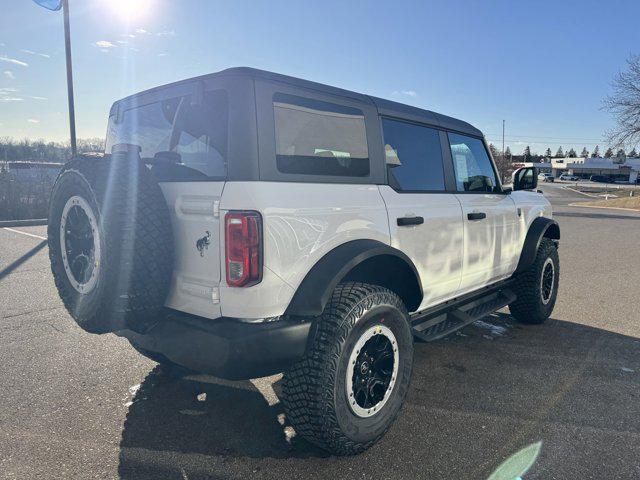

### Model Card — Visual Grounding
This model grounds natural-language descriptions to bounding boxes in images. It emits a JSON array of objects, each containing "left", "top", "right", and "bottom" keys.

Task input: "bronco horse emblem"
[{"left": 196, "top": 231, "right": 211, "bottom": 257}]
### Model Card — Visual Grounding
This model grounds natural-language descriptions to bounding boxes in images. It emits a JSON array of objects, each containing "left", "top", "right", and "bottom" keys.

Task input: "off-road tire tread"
[
  {"left": 282, "top": 282, "right": 411, "bottom": 455},
  {"left": 48, "top": 155, "right": 174, "bottom": 333},
  {"left": 509, "top": 238, "right": 559, "bottom": 324}
]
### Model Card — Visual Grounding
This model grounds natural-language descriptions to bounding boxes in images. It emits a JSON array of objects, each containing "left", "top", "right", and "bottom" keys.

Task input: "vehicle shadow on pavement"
[
  {"left": 117, "top": 313, "right": 640, "bottom": 480},
  {"left": 118, "top": 367, "right": 328, "bottom": 478},
  {"left": 0, "top": 239, "right": 47, "bottom": 281}
]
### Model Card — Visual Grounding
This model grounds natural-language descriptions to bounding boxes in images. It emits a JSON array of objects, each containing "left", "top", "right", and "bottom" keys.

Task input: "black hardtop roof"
[{"left": 112, "top": 67, "right": 483, "bottom": 137}]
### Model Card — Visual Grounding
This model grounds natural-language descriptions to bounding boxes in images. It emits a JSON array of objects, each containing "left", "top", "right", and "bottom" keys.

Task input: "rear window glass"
[
  {"left": 273, "top": 93, "right": 369, "bottom": 177},
  {"left": 382, "top": 118, "right": 446, "bottom": 191},
  {"left": 106, "top": 89, "right": 228, "bottom": 181}
]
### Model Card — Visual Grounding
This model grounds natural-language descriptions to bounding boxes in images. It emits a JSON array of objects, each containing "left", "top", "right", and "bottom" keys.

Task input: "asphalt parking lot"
[{"left": 1, "top": 183, "right": 640, "bottom": 479}]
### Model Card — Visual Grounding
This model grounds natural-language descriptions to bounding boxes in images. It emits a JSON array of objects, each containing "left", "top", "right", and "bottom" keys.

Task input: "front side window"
[
  {"left": 382, "top": 118, "right": 445, "bottom": 191},
  {"left": 273, "top": 93, "right": 369, "bottom": 177},
  {"left": 448, "top": 133, "right": 498, "bottom": 192},
  {"left": 106, "top": 89, "right": 228, "bottom": 181}
]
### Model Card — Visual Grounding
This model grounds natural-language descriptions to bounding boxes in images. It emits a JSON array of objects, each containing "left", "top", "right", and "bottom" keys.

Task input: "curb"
[{"left": 0, "top": 219, "right": 47, "bottom": 227}]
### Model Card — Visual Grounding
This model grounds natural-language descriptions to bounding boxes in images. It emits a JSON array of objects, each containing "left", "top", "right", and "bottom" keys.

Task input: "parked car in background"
[
  {"left": 590, "top": 175, "right": 614, "bottom": 183},
  {"left": 559, "top": 173, "right": 579, "bottom": 181},
  {"left": 538, "top": 172, "right": 555, "bottom": 182}
]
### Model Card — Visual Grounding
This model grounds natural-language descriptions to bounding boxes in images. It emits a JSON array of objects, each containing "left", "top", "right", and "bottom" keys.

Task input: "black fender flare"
[
  {"left": 514, "top": 217, "right": 560, "bottom": 274},
  {"left": 284, "top": 239, "right": 423, "bottom": 317}
]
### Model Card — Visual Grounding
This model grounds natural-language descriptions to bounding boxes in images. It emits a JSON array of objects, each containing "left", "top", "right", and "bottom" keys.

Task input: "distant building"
[
  {"left": 550, "top": 157, "right": 640, "bottom": 181},
  {"left": 511, "top": 161, "right": 552, "bottom": 174}
]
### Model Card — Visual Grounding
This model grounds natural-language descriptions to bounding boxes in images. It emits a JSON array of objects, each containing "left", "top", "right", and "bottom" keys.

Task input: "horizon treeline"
[{"left": 0, "top": 137, "right": 105, "bottom": 163}]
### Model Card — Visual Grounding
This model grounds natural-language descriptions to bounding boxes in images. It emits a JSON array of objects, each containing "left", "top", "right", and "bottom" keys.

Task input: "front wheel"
[
  {"left": 282, "top": 282, "right": 413, "bottom": 455},
  {"left": 509, "top": 238, "right": 559, "bottom": 324}
]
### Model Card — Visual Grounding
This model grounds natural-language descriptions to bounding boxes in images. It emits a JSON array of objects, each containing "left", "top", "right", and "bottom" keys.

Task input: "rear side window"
[
  {"left": 381, "top": 118, "right": 446, "bottom": 191},
  {"left": 106, "top": 89, "right": 228, "bottom": 181},
  {"left": 448, "top": 133, "right": 498, "bottom": 192},
  {"left": 273, "top": 93, "right": 369, "bottom": 177}
]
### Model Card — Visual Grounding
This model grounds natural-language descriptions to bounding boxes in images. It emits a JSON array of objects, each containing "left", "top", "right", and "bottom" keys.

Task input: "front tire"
[
  {"left": 282, "top": 282, "right": 413, "bottom": 455},
  {"left": 509, "top": 238, "right": 559, "bottom": 324}
]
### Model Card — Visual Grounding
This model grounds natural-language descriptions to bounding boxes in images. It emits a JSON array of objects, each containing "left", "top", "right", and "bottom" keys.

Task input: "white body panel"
[
  {"left": 378, "top": 186, "right": 464, "bottom": 311},
  {"left": 509, "top": 190, "right": 554, "bottom": 255},
  {"left": 218, "top": 181, "right": 390, "bottom": 319},
  {"left": 159, "top": 182, "right": 224, "bottom": 319},
  {"left": 455, "top": 193, "right": 520, "bottom": 294},
  {"left": 219, "top": 265, "right": 295, "bottom": 319},
  {"left": 161, "top": 179, "right": 552, "bottom": 321}
]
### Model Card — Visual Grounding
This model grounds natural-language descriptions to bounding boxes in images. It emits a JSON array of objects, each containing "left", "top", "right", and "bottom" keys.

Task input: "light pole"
[
  {"left": 32, "top": 0, "right": 77, "bottom": 157},
  {"left": 62, "top": 0, "right": 77, "bottom": 157}
]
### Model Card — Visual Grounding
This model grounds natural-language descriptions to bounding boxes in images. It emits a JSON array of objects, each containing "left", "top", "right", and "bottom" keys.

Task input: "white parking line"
[{"left": 1, "top": 227, "right": 47, "bottom": 240}]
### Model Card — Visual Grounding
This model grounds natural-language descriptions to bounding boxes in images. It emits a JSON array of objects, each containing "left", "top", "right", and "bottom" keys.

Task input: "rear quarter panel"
[{"left": 219, "top": 182, "right": 390, "bottom": 318}]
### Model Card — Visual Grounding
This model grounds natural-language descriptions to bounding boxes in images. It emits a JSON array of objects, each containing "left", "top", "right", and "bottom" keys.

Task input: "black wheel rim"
[
  {"left": 541, "top": 259, "right": 555, "bottom": 304},
  {"left": 63, "top": 204, "right": 96, "bottom": 285},
  {"left": 351, "top": 332, "right": 395, "bottom": 410}
]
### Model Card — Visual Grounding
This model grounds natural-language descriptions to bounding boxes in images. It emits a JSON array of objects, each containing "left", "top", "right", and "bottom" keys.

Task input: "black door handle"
[
  {"left": 467, "top": 212, "right": 487, "bottom": 221},
  {"left": 397, "top": 216, "right": 424, "bottom": 226}
]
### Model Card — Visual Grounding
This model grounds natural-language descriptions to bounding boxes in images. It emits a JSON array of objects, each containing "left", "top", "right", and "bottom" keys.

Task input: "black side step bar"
[{"left": 411, "top": 284, "right": 516, "bottom": 342}]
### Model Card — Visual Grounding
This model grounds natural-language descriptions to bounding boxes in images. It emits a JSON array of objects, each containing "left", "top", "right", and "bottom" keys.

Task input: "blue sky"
[{"left": 1, "top": 0, "right": 638, "bottom": 154}]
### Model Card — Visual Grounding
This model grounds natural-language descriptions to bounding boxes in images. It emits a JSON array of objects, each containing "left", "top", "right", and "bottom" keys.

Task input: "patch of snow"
[
  {"left": 284, "top": 426, "right": 296, "bottom": 443},
  {"left": 475, "top": 320, "right": 507, "bottom": 336},
  {"left": 250, "top": 378, "right": 280, "bottom": 406}
]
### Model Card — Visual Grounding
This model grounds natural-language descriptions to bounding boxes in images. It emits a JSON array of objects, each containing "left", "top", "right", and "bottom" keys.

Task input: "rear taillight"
[{"left": 225, "top": 211, "right": 262, "bottom": 287}]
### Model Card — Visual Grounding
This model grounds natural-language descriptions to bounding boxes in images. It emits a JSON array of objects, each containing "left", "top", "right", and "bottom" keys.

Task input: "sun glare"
[{"left": 105, "top": 0, "right": 151, "bottom": 21}]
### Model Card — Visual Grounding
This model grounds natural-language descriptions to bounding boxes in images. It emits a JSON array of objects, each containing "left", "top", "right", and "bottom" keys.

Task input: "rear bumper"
[{"left": 118, "top": 313, "right": 312, "bottom": 380}]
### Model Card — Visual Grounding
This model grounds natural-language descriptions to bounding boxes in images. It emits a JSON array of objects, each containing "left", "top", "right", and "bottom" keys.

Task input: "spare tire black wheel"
[{"left": 47, "top": 150, "right": 174, "bottom": 334}]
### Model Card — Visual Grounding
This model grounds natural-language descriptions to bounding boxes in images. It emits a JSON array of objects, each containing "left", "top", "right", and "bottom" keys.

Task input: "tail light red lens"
[{"left": 225, "top": 211, "right": 262, "bottom": 287}]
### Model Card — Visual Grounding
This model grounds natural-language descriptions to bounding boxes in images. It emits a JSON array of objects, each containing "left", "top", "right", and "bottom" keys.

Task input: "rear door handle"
[
  {"left": 467, "top": 212, "right": 487, "bottom": 221},
  {"left": 397, "top": 216, "right": 424, "bottom": 226}
]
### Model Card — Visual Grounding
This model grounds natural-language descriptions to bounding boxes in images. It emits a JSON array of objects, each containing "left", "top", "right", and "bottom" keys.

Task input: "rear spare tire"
[{"left": 47, "top": 148, "right": 173, "bottom": 334}]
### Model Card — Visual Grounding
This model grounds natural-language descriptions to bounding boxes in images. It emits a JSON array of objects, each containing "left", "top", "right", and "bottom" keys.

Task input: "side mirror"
[{"left": 512, "top": 167, "right": 538, "bottom": 191}]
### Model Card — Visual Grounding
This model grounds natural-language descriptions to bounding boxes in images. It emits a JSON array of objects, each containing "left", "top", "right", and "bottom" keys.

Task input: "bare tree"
[
  {"left": 489, "top": 142, "right": 511, "bottom": 182},
  {"left": 603, "top": 54, "right": 640, "bottom": 148}
]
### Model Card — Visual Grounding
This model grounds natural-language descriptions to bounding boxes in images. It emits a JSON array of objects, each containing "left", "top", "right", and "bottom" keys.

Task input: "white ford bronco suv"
[{"left": 47, "top": 67, "right": 559, "bottom": 455}]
